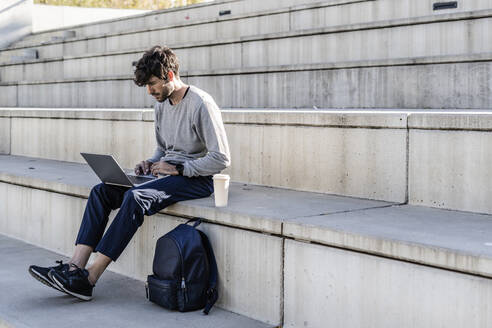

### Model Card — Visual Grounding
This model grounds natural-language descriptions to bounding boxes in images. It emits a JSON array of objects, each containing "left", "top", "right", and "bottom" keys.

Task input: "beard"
[
  {"left": 155, "top": 86, "right": 174, "bottom": 103},
  {"left": 155, "top": 94, "right": 167, "bottom": 102}
]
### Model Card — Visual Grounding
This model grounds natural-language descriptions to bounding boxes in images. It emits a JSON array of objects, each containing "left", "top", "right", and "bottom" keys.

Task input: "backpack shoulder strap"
[
  {"left": 186, "top": 217, "right": 202, "bottom": 228},
  {"left": 198, "top": 230, "right": 219, "bottom": 315}
]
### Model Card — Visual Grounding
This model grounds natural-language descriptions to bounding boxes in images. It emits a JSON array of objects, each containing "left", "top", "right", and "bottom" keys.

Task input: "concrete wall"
[
  {"left": 408, "top": 113, "right": 492, "bottom": 214},
  {"left": 0, "top": 86, "right": 17, "bottom": 107},
  {"left": 291, "top": 0, "right": 492, "bottom": 30},
  {"left": 2, "top": 14, "right": 492, "bottom": 82},
  {"left": 224, "top": 113, "right": 407, "bottom": 202},
  {"left": 3, "top": 108, "right": 492, "bottom": 214},
  {"left": 242, "top": 16, "right": 492, "bottom": 67},
  {"left": 0, "top": 118, "right": 10, "bottom": 154},
  {"left": 109, "top": 213, "right": 283, "bottom": 324},
  {"left": 1, "top": 179, "right": 491, "bottom": 326},
  {"left": 5, "top": 3, "right": 491, "bottom": 61},
  {"left": 0, "top": 0, "right": 32, "bottom": 49},
  {"left": 1, "top": 2, "right": 490, "bottom": 111},
  {"left": 0, "top": 182, "right": 282, "bottom": 325},
  {"left": 187, "top": 60, "right": 492, "bottom": 109},
  {"left": 12, "top": 0, "right": 492, "bottom": 50},
  {"left": 284, "top": 240, "right": 492, "bottom": 328},
  {"left": 32, "top": 5, "right": 150, "bottom": 33},
  {"left": 2, "top": 109, "right": 408, "bottom": 203},
  {"left": 9, "top": 116, "right": 155, "bottom": 169},
  {"left": 12, "top": 0, "right": 372, "bottom": 45},
  {"left": 3, "top": 57, "right": 490, "bottom": 109}
]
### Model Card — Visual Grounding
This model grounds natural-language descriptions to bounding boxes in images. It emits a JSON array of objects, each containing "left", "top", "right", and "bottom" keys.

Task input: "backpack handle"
[
  {"left": 198, "top": 230, "right": 219, "bottom": 315},
  {"left": 185, "top": 217, "right": 202, "bottom": 228}
]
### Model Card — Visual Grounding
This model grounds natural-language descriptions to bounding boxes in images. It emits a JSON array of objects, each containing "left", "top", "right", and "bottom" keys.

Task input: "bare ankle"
[
  {"left": 86, "top": 268, "right": 98, "bottom": 285},
  {"left": 87, "top": 275, "right": 97, "bottom": 286}
]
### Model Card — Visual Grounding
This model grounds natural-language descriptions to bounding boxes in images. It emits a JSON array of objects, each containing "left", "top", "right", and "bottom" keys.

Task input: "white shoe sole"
[
  {"left": 50, "top": 272, "right": 93, "bottom": 301},
  {"left": 28, "top": 267, "right": 64, "bottom": 293}
]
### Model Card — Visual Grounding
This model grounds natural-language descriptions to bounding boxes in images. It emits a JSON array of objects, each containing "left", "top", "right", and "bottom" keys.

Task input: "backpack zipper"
[
  {"left": 168, "top": 235, "right": 188, "bottom": 304},
  {"left": 181, "top": 277, "right": 188, "bottom": 303}
]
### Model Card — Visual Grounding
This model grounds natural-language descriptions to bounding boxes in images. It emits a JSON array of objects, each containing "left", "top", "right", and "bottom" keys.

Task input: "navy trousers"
[{"left": 75, "top": 175, "right": 213, "bottom": 261}]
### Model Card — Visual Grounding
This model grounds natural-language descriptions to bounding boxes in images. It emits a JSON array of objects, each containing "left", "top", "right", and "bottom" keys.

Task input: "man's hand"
[
  {"left": 151, "top": 161, "right": 179, "bottom": 176},
  {"left": 134, "top": 160, "right": 153, "bottom": 175}
]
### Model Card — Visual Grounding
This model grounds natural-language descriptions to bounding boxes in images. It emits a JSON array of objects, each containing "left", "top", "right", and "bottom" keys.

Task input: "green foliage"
[{"left": 34, "top": 0, "right": 209, "bottom": 10}]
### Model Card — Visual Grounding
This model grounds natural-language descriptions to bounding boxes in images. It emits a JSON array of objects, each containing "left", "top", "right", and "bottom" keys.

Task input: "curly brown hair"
[{"left": 133, "top": 46, "right": 180, "bottom": 86}]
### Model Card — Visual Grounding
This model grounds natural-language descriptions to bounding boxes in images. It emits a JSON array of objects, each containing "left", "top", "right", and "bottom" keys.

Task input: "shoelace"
[
  {"left": 68, "top": 263, "right": 83, "bottom": 275},
  {"left": 55, "top": 260, "right": 69, "bottom": 272},
  {"left": 69, "top": 263, "right": 80, "bottom": 270},
  {"left": 68, "top": 263, "right": 95, "bottom": 286}
]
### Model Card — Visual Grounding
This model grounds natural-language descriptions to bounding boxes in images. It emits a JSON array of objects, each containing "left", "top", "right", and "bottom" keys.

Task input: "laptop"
[{"left": 81, "top": 153, "right": 162, "bottom": 187}]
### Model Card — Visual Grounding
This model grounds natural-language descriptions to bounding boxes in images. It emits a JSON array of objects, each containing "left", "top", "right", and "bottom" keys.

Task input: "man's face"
[{"left": 146, "top": 75, "right": 174, "bottom": 102}]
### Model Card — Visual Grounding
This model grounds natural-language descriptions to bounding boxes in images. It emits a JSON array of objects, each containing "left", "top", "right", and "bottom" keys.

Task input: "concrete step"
[
  {"left": 10, "top": 0, "right": 241, "bottom": 47},
  {"left": 2, "top": 49, "right": 38, "bottom": 65},
  {"left": 1, "top": 154, "right": 492, "bottom": 326},
  {"left": 3, "top": 0, "right": 354, "bottom": 51},
  {"left": 1, "top": 53, "right": 491, "bottom": 109},
  {"left": 0, "top": 154, "right": 395, "bottom": 325},
  {"left": 13, "top": 30, "right": 77, "bottom": 48},
  {"left": 3, "top": 0, "right": 490, "bottom": 64},
  {"left": 0, "top": 151, "right": 491, "bottom": 265},
  {"left": 0, "top": 234, "right": 274, "bottom": 328},
  {"left": 1, "top": 9, "right": 491, "bottom": 82},
  {"left": 0, "top": 107, "right": 408, "bottom": 203},
  {"left": 7, "top": 0, "right": 491, "bottom": 54},
  {"left": 2, "top": 108, "right": 492, "bottom": 213}
]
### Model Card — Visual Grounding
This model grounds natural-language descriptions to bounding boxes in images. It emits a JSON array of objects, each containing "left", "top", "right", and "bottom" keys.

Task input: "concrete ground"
[{"left": 0, "top": 234, "right": 273, "bottom": 328}]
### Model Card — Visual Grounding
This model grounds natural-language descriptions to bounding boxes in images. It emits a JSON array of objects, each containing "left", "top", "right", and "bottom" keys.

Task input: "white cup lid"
[{"left": 213, "top": 174, "right": 230, "bottom": 180}]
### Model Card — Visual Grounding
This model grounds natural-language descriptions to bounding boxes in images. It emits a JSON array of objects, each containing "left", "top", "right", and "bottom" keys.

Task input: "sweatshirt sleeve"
[
  {"left": 182, "top": 100, "right": 231, "bottom": 177},
  {"left": 147, "top": 147, "right": 165, "bottom": 163}
]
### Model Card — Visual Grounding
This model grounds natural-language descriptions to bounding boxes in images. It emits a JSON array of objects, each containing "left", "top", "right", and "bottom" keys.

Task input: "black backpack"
[{"left": 145, "top": 218, "right": 219, "bottom": 314}]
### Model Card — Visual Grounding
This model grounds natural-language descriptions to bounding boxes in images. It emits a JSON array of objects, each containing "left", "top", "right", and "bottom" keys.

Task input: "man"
[{"left": 28, "top": 46, "right": 231, "bottom": 301}]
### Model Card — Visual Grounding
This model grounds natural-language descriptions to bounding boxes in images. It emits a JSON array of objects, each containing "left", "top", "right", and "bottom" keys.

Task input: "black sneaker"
[
  {"left": 49, "top": 264, "right": 94, "bottom": 301},
  {"left": 28, "top": 260, "right": 69, "bottom": 292}
]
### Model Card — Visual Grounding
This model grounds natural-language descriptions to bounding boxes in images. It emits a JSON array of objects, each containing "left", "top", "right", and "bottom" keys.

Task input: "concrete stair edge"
[
  {"left": 2, "top": 7, "right": 491, "bottom": 56},
  {"left": 4, "top": 107, "right": 492, "bottom": 130},
  {"left": 18, "top": 0, "right": 243, "bottom": 39},
  {"left": 1, "top": 52, "right": 491, "bottom": 86},
  {"left": 1, "top": 154, "right": 492, "bottom": 279},
  {"left": 8, "top": 0, "right": 366, "bottom": 51}
]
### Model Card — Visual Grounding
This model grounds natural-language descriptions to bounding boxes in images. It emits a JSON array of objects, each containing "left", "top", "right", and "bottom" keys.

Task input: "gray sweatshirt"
[{"left": 147, "top": 85, "right": 231, "bottom": 177}]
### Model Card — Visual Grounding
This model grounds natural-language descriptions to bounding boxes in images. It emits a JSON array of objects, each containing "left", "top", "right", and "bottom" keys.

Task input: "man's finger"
[{"left": 135, "top": 163, "right": 142, "bottom": 175}]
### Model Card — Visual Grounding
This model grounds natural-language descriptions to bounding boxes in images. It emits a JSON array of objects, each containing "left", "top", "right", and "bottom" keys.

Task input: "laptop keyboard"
[{"left": 128, "top": 175, "right": 155, "bottom": 185}]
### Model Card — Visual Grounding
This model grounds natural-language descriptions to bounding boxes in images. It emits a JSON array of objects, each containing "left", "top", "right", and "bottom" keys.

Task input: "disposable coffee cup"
[{"left": 213, "top": 174, "right": 230, "bottom": 207}]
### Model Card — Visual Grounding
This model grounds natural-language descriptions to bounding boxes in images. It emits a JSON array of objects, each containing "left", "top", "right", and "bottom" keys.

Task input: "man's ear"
[{"left": 167, "top": 71, "right": 174, "bottom": 81}]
